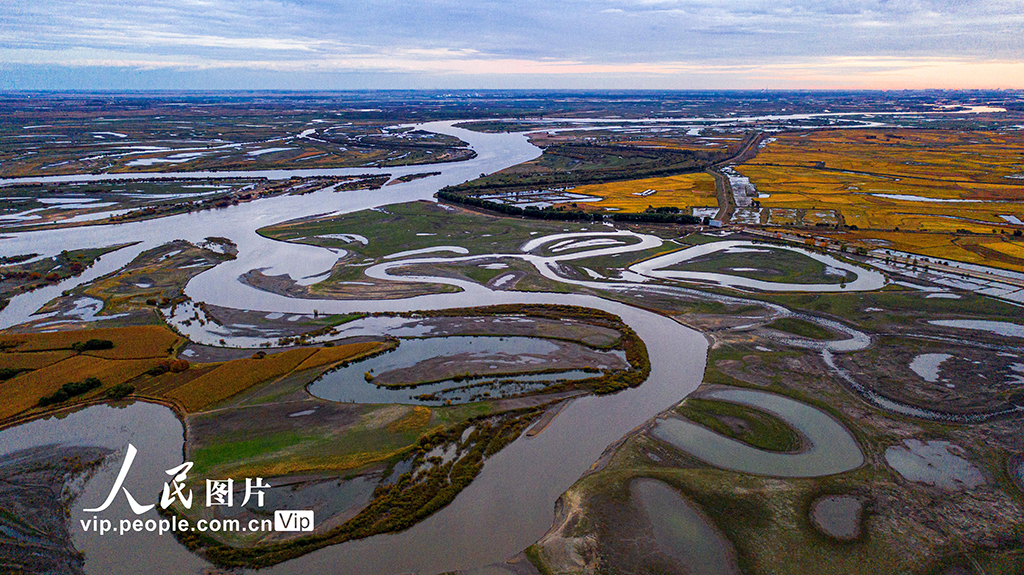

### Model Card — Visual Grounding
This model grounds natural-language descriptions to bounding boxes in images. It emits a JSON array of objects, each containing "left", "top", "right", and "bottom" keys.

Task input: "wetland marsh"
[{"left": 2, "top": 92, "right": 1024, "bottom": 575}]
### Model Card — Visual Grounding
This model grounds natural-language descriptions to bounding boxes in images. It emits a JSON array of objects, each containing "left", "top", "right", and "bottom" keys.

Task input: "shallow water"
[
  {"left": 309, "top": 335, "right": 613, "bottom": 405},
  {"left": 884, "top": 439, "right": 985, "bottom": 491},
  {"left": 256, "top": 299, "right": 707, "bottom": 575},
  {"left": 0, "top": 402, "right": 208, "bottom": 574},
  {"left": 930, "top": 319, "right": 1024, "bottom": 339},
  {"left": 810, "top": 495, "right": 863, "bottom": 540},
  {"left": 0, "top": 121, "right": 542, "bottom": 329},
  {"left": 867, "top": 193, "right": 983, "bottom": 203},
  {"left": 651, "top": 388, "right": 863, "bottom": 477},
  {"left": 1, "top": 282, "right": 708, "bottom": 575},
  {"left": 909, "top": 353, "right": 952, "bottom": 383},
  {"left": 632, "top": 478, "right": 739, "bottom": 575},
  {"left": 253, "top": 476, "right": 377, "bottom": 526},
  {"left": 0, "top": 122, "right": 714, "bottom": 574},
  {"left": 0, "top": 109, "right": 981, "bottom": 572}
]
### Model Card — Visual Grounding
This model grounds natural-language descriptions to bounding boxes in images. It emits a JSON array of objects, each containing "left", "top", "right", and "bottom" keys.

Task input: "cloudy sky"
[{"left": 2, "top": 0, "right": 1023, "bottom": 90}]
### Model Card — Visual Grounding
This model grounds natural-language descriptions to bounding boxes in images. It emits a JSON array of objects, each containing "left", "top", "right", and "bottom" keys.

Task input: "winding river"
[
  {"left": 0, "top": 122, "right": 715, "bottom": 574},
  {"left": 0, "top": 111, "right": 998, "bottom": 572}
]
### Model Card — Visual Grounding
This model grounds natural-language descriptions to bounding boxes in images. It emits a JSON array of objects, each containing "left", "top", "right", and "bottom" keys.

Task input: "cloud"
[{"left": 1, "top": 0, "right": 1022, "bottom": 88}]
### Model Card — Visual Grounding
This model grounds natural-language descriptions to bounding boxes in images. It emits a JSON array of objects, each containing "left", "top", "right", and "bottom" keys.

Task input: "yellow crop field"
[
  {"left": 0, "top": 355, "right": 165, "bottom": 420},
  {"left": 222, "top": 448, "right": 408, "bottom": 480},
  {"left": 815, "top": 230, "right": 1024, "bottom": 272},
  {"left": 984, "top": 240, "right": 1024, "bottom": 261},
  {"left": 566, "top": 173, "right": 718, "bottom": 213},
  {"left": 955, "top": 236, "right": 1024, "bottom": 270},
  {"left": 0, "top": 350, "right": 75, "bottom": 371},
  {"left": 0, "top": 325, "right": 182, "bottom": 358},
  {"left": 166, "top": 348, "right": 318, "bottom": 412},
  {"left": 293, "top": 341, "right": 391, "bottom": 372},
  {"left": 133, "top": 364, "right": 216, "bottom": 397},
  {"left": 0, "top": 323, "right": 395, "bottom": 422},
  {"left": 613, "top": 138, "right": 729, "bottom": 152},
  {"left": 737, "top": 129, "right": 1024, "bottom": 269},
  {"left": 387, "top": 405, "right": 432, "bottom": 433}
]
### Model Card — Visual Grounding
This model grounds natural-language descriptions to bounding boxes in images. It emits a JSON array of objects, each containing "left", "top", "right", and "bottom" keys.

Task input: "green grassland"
[
  {"left": 258, "top": 200, "right": 600, "bottom": 259},
  {"left": 673, "top": 397, "right": 802, "bottom": 452},
  {"left": 766, "top": 317, "right": 835, "bottom": 340},
  {"left": 665, "top": 248, "right": 853, "bottom": 285}
]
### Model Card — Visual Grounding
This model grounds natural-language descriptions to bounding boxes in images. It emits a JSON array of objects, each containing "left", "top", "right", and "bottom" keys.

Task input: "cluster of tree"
[
  {"left": 0, "top": 367, "right": 22, "bottom": 380},
  {"left": 438, "top": 189, "right": 700, "bottom": 225},
  {"left": 104, "top": 383, "right": 135, "bottom": 400},
  {"left": 581, "top": 326, "right": 651, "bottom": 394},
  {"left": 319, "top": 176, "right": 389, "bottom": 193},
  {"left": 38, "top": 377, "right": 101, "bottom": 406},
  {"left": 452, "top": 143, "right": 725, "bottom": 192},
  {"left": 610, "top": 211, "right": 700, "bottom": 225},
  {"left": 0, "top": 253, "right": 37, "bottom": 265},
  {"left": 71, "top": 339, "right": 113, "bottom": 352},
  {"left": 394, "top": 171, "right": 441, "bottom": 183},
  {"left": 436, "top": 189, "right": 604, "bottom": 222},
  {"left": 146, "top": 359, "right": 190, "bottom": 375},
  {"left": 0, "top": 255, "right": 90, "bottom": 290}
]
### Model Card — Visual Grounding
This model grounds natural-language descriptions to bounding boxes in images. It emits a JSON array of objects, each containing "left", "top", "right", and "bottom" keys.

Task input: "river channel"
[
  {"left": 0, "top": 121, "right": 715, "bottom": 574},
  {"left": 2, "top": 107, "right": 996, "bottom": 572}
]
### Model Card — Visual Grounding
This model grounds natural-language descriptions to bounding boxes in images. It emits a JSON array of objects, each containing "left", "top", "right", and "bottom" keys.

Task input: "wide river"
[{"left": 0, "top": 122, "right": 709, "bottom": 574}]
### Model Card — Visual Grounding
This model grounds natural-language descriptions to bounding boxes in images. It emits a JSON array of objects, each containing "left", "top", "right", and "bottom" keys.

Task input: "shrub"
[
  {"left": 71, "top": 339, "right": 114, "bottom": 352},
  {"left": 38, "top": 377, "right": 102, "bottom": 406},
  {"left": 0, "top": 367, "right": 21, "bottom": 381},
  {"left": 105, "top": 383, "right": 135, "bottom": 399},
  {"left": 148, "top": 363, "right": 170, "bottom": 376}
]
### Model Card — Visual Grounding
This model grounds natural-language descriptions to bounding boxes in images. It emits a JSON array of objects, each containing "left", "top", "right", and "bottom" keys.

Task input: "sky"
[{"left": 2, "top": 0, "right": 1023, "bottom": 90}]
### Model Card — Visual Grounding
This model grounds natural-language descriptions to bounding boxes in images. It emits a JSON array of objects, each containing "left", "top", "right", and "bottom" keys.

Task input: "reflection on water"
[{"left": 309, "top": 336, "right": 617, "bottom": 405}]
